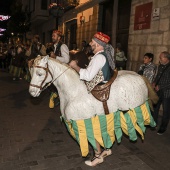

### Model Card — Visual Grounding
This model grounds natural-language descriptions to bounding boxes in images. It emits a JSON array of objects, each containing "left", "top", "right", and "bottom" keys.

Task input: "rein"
[
  {"left": 40, "top": 66, "right": 70, "bottom": 93},
  {"left": 30, "top": 61, "right": 70, "bottom": 93}
]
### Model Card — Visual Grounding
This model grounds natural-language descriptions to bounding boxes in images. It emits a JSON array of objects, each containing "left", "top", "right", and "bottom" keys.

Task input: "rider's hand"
[
  {"left": 69, "top": 60, "right": 80, "bottom": 73},
  {"left": 69, "top": 60, "right": 78, "bottom": 68},
  {"left": 155, "top": 85, "right": 159, "bottom": 92},
  {"left": 152, "top": 82, "right": 156, "bottom": 88},
  {"left": 50, "top": 52, "right": 56, "bottom": 59}
]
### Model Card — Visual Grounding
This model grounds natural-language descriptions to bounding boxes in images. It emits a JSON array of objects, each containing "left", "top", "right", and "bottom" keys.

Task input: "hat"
[
  {"left": 53, "top": 30, "right": 63, "bottom": 37},
  {"left": 93, "top": 32, "right": 110, "bottom": 47}
]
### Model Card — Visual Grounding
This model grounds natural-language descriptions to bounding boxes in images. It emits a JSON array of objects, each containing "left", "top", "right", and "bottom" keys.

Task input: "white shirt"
[
  {"left": 79, "top": 50, "right": 106, "bottom": 81},
  {"left": 54, "top": 43, "right": 69, "bottom": 64}
]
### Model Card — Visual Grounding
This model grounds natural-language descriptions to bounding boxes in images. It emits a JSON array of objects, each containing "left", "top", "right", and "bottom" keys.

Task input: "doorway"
[
  {"left": 65, "top": 19, "right": 77, "bottom": 50},
  {"left": 116, "top": 0, "right": 132, "bottom": 56},
  {"left": 101, "top": 0, "right": 131, "bottom": 56}
]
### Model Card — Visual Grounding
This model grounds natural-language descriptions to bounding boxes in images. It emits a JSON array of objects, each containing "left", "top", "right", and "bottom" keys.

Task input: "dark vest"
[
  {"left": 29, "top": 43, "right": 43, "bottom": 60},
  {"left": 54, "top": 42, "right": 62, "bottom": 57},
  {"left": 100, "top": 52, "right": 111, "bottom": 81}
]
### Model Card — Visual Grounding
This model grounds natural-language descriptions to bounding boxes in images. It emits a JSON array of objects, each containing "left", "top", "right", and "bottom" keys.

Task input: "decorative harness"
[
  {"left": 30, "top": 63, "right": 53, "bottom": 92},
  {"left": 29, "top": 59, "right": 70, "bottom": 93},
  {"left": 91, "top": 69, "right": 118, "bottom": 115}
]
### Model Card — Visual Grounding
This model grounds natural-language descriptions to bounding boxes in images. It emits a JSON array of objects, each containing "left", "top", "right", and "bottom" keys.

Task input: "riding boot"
[{"left": 49, "top": 92, "right": 58, "bottom": 108}]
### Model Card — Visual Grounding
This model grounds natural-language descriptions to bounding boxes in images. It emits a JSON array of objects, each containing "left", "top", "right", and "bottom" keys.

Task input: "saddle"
[{"left": 91, "top": 70, "right": 118, "bottom": 115}]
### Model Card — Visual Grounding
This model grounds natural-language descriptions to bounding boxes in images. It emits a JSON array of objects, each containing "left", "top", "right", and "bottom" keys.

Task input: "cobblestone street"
[{"left": 0, "top": 71, "right": 170, "bottom": 170}]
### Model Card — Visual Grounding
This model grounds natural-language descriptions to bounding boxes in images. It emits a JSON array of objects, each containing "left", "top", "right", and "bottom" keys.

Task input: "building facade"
[
  {"left": 128, "top": 0, "right": 170, "bottom": 71},
  {"left": 23, "top": 0, "right": 170, "bottom": 72}
]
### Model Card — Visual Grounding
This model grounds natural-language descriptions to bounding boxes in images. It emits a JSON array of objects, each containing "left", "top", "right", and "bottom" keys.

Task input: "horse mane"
[
  {"left": 33, "top": 55, "right": 79, "bottom": 77},
  {"left": 48, "top": 57, "right": 70, "bottom": 68},
  {"left": 33, "top": 55, "right": 44, "bottom": 66},
  {"left": 33, "top": 55, "right": 69, "bottom": 67}
]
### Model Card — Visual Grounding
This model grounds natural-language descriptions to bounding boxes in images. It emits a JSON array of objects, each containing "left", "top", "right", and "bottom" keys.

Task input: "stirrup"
[{"left": 85, "top": 154, "right": 104, "bottom": 167}]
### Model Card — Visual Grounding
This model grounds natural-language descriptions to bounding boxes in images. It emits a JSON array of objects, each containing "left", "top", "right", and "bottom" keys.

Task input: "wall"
[
  {"left": 76, "top": 5, "right": 99, "bottom": 49},
  {"left": 61, "top": 0, "right": 106, "bottom": 49},
  {"left": 22, "top": 0, "right": 56, "bottom": 44},
  {"left": 25, "top": 0, "right": 106, "bottom": 46},
  {"left": 128, "top": 0, "right": 170, "bottom": 71}
]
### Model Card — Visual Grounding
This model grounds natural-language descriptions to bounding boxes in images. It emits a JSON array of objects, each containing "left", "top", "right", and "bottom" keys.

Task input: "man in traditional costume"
[
  {"left": 69, "top": 32, "right": 115, "bottom": 166},
  {"left": 49, "top": 30, "right": 69, "bottom": 63},
  {"left": 26, "top": 35, "right": 46, "bottom": 60},
  {"left": 48, "top": 30, "right": 69, "bottom": 108}
]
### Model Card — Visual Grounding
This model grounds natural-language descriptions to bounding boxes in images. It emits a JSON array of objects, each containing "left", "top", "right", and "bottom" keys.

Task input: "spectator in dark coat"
[
  {"left": 10, "top": 45, "right": 26, "bottom": 80},
  {"left": 152, "top": 51, "right": 170, "bottom": 135}
]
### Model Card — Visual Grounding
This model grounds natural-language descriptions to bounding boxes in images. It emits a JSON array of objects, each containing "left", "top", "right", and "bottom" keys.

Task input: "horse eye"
[
  {"left": 36, "top": 70, "right": 43, "bottom": 76},
  {"left": 38, "top": 73, "right": 42, "bottom": 76}
]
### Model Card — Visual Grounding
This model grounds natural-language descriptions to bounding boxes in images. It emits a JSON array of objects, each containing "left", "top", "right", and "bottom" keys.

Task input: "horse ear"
[{"left": 42, "top": 55, "right": 49, "bottom": 63}]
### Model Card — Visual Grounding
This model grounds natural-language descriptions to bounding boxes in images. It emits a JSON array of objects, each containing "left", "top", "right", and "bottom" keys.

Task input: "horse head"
[{"left": 29, "top": 55, "right": 53, "bottom": 97}]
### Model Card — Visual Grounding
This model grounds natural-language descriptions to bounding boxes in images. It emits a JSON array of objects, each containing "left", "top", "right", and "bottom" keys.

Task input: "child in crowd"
[
  {"left": 138, "top": 53, "right": 156, "bottom": 83},
  {"left": 138, "top": 53, "right": 158, "bottom": 113},
  {"left": 115, "top": 43, "right": 127, "bottom": 70}
]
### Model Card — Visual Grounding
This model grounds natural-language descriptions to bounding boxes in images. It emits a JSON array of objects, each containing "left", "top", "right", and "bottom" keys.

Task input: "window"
[{"left": 41, "top": 0, "right": 47, "bottom": 10}]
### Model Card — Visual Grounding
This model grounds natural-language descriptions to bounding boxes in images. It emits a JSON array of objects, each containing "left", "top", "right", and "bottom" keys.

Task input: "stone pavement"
[{"left": 0, "top": 70, "right": 170, "bottom": 170}]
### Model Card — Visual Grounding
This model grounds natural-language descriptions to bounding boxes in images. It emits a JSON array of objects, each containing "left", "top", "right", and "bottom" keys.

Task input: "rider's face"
[
  {"left": 52, "top": 33, "right": 61, "bottom": 44},
  {"left": 89, "top": 39, "right": 97, "bottom": 54}
]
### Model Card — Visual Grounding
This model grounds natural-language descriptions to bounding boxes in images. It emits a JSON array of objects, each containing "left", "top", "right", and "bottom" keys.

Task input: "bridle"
[
  {"left": 30, "top": 62, "right": 53, "bottom": 92},
  {"left": 30, "top": 61, "right": 70, "bottom": 93}
]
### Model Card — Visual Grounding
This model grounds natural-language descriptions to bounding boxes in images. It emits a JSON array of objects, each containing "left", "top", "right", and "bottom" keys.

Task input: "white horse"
[
  {"left": 29, "top": 55, "right": 156, "bottom": 160},
  {"left": 29, "top": 55, "right": 148, "bottom": 121}
]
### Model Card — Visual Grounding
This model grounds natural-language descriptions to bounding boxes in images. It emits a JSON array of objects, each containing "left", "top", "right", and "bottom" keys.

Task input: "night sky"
[{"left": 0, "top": 0, "right": 12, "bottom": 30}]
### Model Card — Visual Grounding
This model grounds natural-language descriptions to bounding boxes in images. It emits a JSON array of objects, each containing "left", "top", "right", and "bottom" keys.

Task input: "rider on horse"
[
  {"left": 69, "top": 32, "right": 115, "bottom": 166},
  {"left": 48, "top": 30, "right": 70, "bottom": 108},
  {"left": 70, "top": 32, "right": 115, "bottom": 92}
]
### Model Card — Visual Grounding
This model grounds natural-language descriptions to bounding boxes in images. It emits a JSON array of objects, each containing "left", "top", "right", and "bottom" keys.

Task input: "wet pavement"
[{"left": 0, "top": 70, "right": 170, "bottom": 170}]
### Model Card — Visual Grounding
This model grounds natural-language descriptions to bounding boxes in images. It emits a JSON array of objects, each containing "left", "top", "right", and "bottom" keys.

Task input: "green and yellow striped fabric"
[{"left": 63, "top": 101, "right": 156, "bottom": 157}]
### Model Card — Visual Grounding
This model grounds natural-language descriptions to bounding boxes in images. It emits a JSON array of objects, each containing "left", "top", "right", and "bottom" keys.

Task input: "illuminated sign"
[
  {"left": 0, "top": 15, "right": 10, "bottom": 21},
  {"left": 0, "top": 28, "right": 6, "bottom": 32}
]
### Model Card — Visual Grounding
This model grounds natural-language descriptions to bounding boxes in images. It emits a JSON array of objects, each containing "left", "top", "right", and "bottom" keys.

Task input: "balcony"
[
  {"left": 31, "top": 10, "right": 49, "bottom": 25},
  {"left": 63, "top": 0, "right": 80, "bottom": 11}
]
